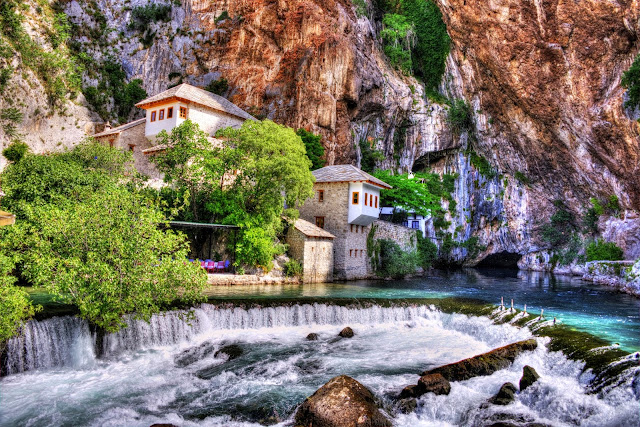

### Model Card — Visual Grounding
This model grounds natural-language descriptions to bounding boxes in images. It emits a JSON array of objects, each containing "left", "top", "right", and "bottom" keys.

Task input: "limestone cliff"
[{"left": 3, "top": 0, "right": 639, "bottom": 266}]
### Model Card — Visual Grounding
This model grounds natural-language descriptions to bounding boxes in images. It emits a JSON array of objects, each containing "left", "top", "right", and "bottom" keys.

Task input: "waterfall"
[{"left": 3, "top": 303, "right": 448, "bottom": 375}]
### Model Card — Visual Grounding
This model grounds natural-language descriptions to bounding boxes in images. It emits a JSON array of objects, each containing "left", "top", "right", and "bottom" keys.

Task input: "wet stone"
[
  {"left": 214, "top": 344, "right": 243, "bottom": 360},
  {"left": 306, "top": 333, "right": 319, "bottom": 341},
  {"left": 338, "top": 326, "right": 354, "bottom": 338},
  {"left": 519, "top": 365, "right": 540, "bottom": 391},
  {"left": 489, "top": 382, "right": 517, "bottom": 406}
]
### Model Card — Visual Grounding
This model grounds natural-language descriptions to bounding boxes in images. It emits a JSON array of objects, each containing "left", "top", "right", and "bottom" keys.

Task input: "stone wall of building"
[
  {"left": 372, "top": 220, "right": 418, "bottom": 253},
  {"left": 298, "top": 182, "right": 372, "bottom": 280},
  {"left": 286, "top": 227, "right": 334, "bottom": 283}
]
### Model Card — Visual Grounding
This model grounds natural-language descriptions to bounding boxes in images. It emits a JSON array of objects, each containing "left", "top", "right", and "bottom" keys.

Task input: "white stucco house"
[
  {"left": 92, "top": 83, "right": 255, "bottom": 177},
  {"left": 379, "top": 207, "right": 429, "bottom": 238}
]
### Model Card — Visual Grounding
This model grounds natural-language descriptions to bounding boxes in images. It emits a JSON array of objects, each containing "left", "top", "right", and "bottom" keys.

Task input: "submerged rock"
[
  {"left": 214, "top": 344, "right": 243, "bottom": 361},
  {"left": 395, "top": 397, "right": 417, "bottom": 414},
  {"left": 294, "top": 375, "right": 391, "bottom": 427},
  {"left": 399, "top": 384, "right": 419, "bottom": 399},
  {"left": 489, "top": 382, "right": 517, "bottom": 405},
  {"left": 421, "top": 339, "right": 538, "bottom": 381},
  {"left": 306, "top": 333, "right": 319, "bottom": 341},
  {"left": 520, "top": 365, "right": 540, "bottom": 391},
  {"left": 417, "top": 373, "right": 451, "bottom": 396},
  {"left": 174, "top": 341, "right": 217, "bottom": 367},
  {"left": 338, "top": 327, "right": 354, "bottom": 338}
]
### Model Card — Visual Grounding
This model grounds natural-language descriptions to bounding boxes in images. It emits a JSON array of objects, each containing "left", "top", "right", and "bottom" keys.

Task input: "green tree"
[
  {"left": 447, "top": 99, "right": 473, "bottom": 135},
  {"left": 381, "top": 13, "right": 416, "bottom": 74},
  {"left": 0, "top": 253, "right": 37, "bottom": 355},
  {"left": 205, "top": 78, "right": 229, "bottom": 96},
  {"left": 371, "top": 238, "right": 418, "bottom": 278},
  {"left": 296, "top": 128, "right": 325, "bottom": 170},
  {"left": 372, "top": 170, "right": 454, "bottom": 221},
  {"left": 1, "top": 188, "right": 206, "bottom": 332},
  {"left": 621, "top": 54, "right": 640, "bottom": 110}
]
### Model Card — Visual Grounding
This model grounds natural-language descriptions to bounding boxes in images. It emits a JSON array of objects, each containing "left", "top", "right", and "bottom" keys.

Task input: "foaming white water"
[
  {"left": 4, "top": 303, "right": 530, "bottom": 374},
  {"left": 1, "top": 303, "right": 637, "bottom": 427}
]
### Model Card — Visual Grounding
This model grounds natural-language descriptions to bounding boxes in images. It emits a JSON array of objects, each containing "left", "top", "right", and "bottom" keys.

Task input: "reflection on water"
[{"left": 204, "top": 269, "right": 640, "bottom": 352}]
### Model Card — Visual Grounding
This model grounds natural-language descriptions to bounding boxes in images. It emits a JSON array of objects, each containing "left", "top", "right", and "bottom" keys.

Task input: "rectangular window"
[
  {"left": 352, "top": 192, "right": 359, "bottom": 205},
  {"left": 159, "top": 109, "right": 165, "bottom": 120},
  {"left": 315, "top": 216, "right": 325, "bottom": 229},
  {"left": 167, "top": 107, "right": 174, "bottom": 119},
  {"left": 375, "top": 196, "right": 378, "bottom": 208},
  {"left": 412, "top": 221, "right": 420, "bottom": 229},
  {"left": 350, "top": 224, "right": 353, "bottom": 232},
  {"left": 150, "top": 111, "right": 157, "bottom": 122},
  {"left": 349, "top": 249, "right": 353, "bottom": 257},
  {"left": 318, "top": 190, "right": 324, "bottom": 202},
  {"left": 179, "top": 106, "right": 188, "bottom": 119},
  {"left": 128, "top": 144, "right": 135, "bottom": 152},
  {"left": 356, "top": 225, "right": 359, "bottom": 233}
]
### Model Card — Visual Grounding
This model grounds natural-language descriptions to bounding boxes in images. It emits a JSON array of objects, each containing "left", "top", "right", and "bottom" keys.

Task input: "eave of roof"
[
  {"left": 312, "top": 165, "right": 392, "bottom": 189},
  {"left": 293, "top": 218, "right": 335, "bottom": 239},
  {"left": 93, "top": 118, "right": 145, "bottom": 138}
]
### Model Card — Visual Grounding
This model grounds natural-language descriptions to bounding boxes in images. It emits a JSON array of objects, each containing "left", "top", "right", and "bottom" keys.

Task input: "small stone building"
[
  {"left": 287, "top": 218, "right": 335, "bottom": 283},
  {"left": 92, "top": 83, "right": 255, "bottom": 180},
  {"left": 298, "top": 165, "right": 392, "bottom": 280}
]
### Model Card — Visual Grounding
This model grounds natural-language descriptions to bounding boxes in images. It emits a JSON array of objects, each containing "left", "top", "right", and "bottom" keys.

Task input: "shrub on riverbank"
[
  {"left": 371, "top": 239, "right": 418, "bottom": 278},
  {"left": 586, "top": 240, "right": 624, "bottom": 262}
]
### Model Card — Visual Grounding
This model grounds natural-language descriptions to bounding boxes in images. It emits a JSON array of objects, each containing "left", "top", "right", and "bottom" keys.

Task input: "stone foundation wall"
[
  {"left": 286, "top": 227, "right": 334, "bottom": 283},
  {"left": 372, "top": 220, "right": 418, "bottom": 252},
  {"left": 207, "top": 274, "right": 301, "bottom": 286}
]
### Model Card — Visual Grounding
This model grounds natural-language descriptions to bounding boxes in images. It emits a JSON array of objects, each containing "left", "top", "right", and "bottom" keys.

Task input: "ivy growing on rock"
[{"left": 621, "top": 54, "right": 640, "bottom": 110}]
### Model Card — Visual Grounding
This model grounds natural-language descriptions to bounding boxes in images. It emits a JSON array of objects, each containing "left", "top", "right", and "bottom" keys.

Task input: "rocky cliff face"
[{"left": 4, "top": 0, "right": 639, "bottom": 265}]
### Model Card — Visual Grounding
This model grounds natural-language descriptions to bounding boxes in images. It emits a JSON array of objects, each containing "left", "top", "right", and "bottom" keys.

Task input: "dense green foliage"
[
  {"left": 541, "top": 200, "right": 575, "bottom": 248},
  {"left": 416, "top": 232, "right": 438, "bottom": 269},
  {"left": 152, "top": 120, "right": 315, "bottom": 270},
  {"left": 296, "top": 128, "right": 326, "bottom": 170},
  {"left": 215, "top": 11, "right": 230, "bottom": 24},
  {"left": 205, "top": 78, "right": 229, "bottom": 96},
  {"left": 514, "top": 171, "right": 530, "bottom": 185},
  {"left": 0, "top": 0, "right": 81, "bottom": 106},
  {"left": 621, "top": 54, "right": 640, "bottom": 110},
  {"left": 373, "top": 171, "right": 456, "bottom": 229},
  {"left": 376, "top": 0, "right": 450, "bottom": 95},
  {"left": 284, "top": 259, "right": 303, "bottom": 277},
  {"left": 447, "top": 99, "right": 473, "bottom": 135},
  {"left": 381, "top": 14, "right": 415, "bottom": 74},
  {"left": 0, "top": 254, "right": 37, "bottom": 353},
  {"left": 359, "top": 139, "right": 385, "bottom": 173},
  {"left": 586, "top": 240, "right": 624, "bottom": 262},
  {"left": 371, "top": 238, "right": 418, "bottom": 278},
  {"left": 459, "top": 236, "right": 486, "bottom": 259},
  {"left": 2, "top": 141, "right": 29, "bottom": 163},
  {"left": 0, "top": 141, "right": 207, "bottom": 333},
  {"left": 128, "top": 3, "right": 172, "bottom": 33},
  {"left": 352, "top": 0, "right": 369, "bottom": 17},
  {"left": 83, "top": 61, "right": 147, "bottom": 123}
]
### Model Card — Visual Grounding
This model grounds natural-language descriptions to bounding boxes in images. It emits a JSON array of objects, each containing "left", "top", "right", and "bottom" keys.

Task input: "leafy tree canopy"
[
  {"left": 0, "top": 140, "right": 206, "bottom": 333},
  {"left": 372, "top": 170, "right": 455, "bottom": 220},
  {"left": 153, "top": 120, "right": 315, "bottom": 269},
  {"left": 296, "top": 128, "right": 325, "bottom": 170},
  {"left": 0, "top": 253, "right": 37, "bottom": 354},
  {"left": 2, "top": 141, "right": 29, "bottom": 163}
]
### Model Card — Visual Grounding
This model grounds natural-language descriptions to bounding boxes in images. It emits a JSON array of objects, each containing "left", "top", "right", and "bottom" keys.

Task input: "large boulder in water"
[
  {"left": 417, "top": 373, "right": 451, "bottom": 396},
  {"left": 489, "top": 382, "right": 517, "bottom": 405},
  {"left": 307, "top": 333, "right": 319, "bottom": 341},
  {"left": 519, "top": 365, "right": 540, "bottom": 391},
  {"left": 421, "top": 339, "right": 538, "bottom": 381},
  {"left": 338, "top": 327, "right": 354, "bottom": 338},
  {"left": 295, "top": 375, "right": 391, "bottom": 427}
]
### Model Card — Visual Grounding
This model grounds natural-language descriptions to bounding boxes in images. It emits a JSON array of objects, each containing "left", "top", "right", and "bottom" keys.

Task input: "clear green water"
[{"left": 204, "top": 269, "right": 640, "bottom": 352}]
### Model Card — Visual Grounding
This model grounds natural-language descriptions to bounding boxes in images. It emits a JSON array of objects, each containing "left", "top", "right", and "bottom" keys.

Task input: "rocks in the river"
[
  {"left": 174, "top": 341, "right": 217, "bottom": 367},
  {"left": 214, "top": 344, "right": 243, "bottom": 360},
  {"left": 421, "top": 339, "right": 538, "bottom": 381},
  {"left": 489, "top": 382, "right": 517, "bottom": 405},
  {"left": 417, "top": 373, "right": 451, "bottom": 396},
  {"left": 395, "top": 398, "right": 417, "bottom": 414},
  {"left": 306, "top": 333, "right": 319, "bottom": 341},
  {"left": 150, "top": 424, "right": 179, "bottom": 427},
  {"left": 399, "top": 384, "right": 419, "bottom": 399},
  {"left": 519, "top": 365, "right": 540, "bottom": 391},
  {"left": 338, "top": 327, "right": 354, "bottom": 338},
  {"left": 295, "top": 375, "right": 392, "bottom": 427}
]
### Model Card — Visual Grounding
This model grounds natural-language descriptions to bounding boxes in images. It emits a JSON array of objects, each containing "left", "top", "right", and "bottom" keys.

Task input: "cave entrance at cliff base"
[{"left": 476, "top": 251, "right": 522, "bottom": 269}]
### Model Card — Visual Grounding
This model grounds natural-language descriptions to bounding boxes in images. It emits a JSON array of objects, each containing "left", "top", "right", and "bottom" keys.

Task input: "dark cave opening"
[{"left": 476, "top": 251, "right": 522, "bottom": 269}]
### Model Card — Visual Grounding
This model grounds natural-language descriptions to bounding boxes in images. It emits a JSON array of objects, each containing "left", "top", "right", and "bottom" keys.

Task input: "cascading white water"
[
  {"left": 1, "top": 302, "right": 638, "bottom": 427},
  {"left": 4, "top": 315, "right": 94, "bottom": 375},
  {"left": 4, "top": 303, "right": 529, "bottom": 375}
]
